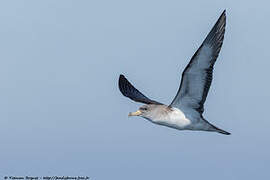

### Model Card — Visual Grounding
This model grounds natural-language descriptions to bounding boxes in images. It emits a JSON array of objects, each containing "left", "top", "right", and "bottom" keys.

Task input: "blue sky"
[{"left": 1, "top": 0, "right": 269, "bottom": 179}]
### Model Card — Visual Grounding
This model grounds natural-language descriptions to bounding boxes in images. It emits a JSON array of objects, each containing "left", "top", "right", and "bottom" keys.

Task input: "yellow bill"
[{"left": 128, "top": 110, "right": 142, "bottom": 117}]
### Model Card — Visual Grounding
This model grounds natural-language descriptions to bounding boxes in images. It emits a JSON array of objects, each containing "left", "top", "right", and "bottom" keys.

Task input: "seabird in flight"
[{"left": 118, "top": 10, "right": 230, "bottom": 135}]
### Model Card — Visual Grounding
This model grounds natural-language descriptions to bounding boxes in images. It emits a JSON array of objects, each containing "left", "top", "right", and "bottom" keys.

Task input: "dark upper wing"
[
  {"left": 118, "top": 74, "right": 162, "bottom": 105},
  {"left": 170, "top": 10, "right": 226, "bottom": 114}
]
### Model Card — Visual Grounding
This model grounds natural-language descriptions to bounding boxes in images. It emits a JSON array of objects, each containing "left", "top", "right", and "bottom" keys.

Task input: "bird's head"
[
  {"left": 128, "top": 104, "right": 154, "bottom": 118},
  {"left": 128, "top": 104, "right": 168, "bottom": 120}
]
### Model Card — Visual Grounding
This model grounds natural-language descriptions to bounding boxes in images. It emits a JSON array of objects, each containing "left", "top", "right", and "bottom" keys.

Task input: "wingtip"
[
  {"left": 221, "top": 9, "right": 226, "bottom": 19},
  {"left": 118, "top": 74, "right": 133, "bottom": 98},
  {"left": 118, "top": 74, "right": 127, "bottom": 97},
  {"left": 220, "top": 9, "right": 226, "bottom": 19},
  {"left": 119, "top": 74, "right": 126, "bottom": 83},
  {"left": 119, "top": 73, "right": 126, "bottom": 80}
]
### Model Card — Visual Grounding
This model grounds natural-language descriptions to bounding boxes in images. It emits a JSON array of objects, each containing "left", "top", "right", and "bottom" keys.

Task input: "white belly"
[{"left": 150, "top": 107, "right": 191, "bottom": 129}]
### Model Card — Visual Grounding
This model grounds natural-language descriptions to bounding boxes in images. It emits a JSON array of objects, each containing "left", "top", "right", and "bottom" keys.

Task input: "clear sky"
[{"left": 1, "top": 0, "right": 269, "bottom": 179}]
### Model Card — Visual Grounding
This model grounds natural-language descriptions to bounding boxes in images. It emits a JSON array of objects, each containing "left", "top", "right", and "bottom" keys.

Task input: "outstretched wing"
[
  {"left": 118, "top": 74, "right": 162, "bottom": 105},
  {"left": 170, "top": 10, "right": 226, "bottom": 114}
]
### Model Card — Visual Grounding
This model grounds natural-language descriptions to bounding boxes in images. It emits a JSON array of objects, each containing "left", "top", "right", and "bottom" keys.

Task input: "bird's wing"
[
  {"left": 170, "top": 10, "right": 226, "bottom": 114},
  {"left": 118, "top": 74, "right": 162, "bottom": 105}
]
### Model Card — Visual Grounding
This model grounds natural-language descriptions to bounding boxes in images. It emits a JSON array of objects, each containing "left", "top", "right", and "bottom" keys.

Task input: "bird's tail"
[
  {"left": 204, "top": 119, "right": 231, "bottom": 135},
  {"left": 212, "top": 126, "right": 231, "bottom": 135}
]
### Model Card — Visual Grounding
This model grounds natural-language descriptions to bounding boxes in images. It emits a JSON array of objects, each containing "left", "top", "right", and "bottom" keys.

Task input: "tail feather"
[
  {"left": 204, "top": 119, "right": 231, "bottom": 135},
  {"left": 213, "top": 126, "right": 231, "bottom": 135}
]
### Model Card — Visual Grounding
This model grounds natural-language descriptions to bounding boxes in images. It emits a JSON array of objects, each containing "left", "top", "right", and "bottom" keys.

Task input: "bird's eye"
[{"left": 140, "top": 107, "right": 148, "bottom": 111}]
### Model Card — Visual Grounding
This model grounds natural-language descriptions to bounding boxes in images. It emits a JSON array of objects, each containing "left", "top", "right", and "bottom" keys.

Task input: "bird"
[{"left": 118, "top": 10, "right": 230, "bottom": 135}]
